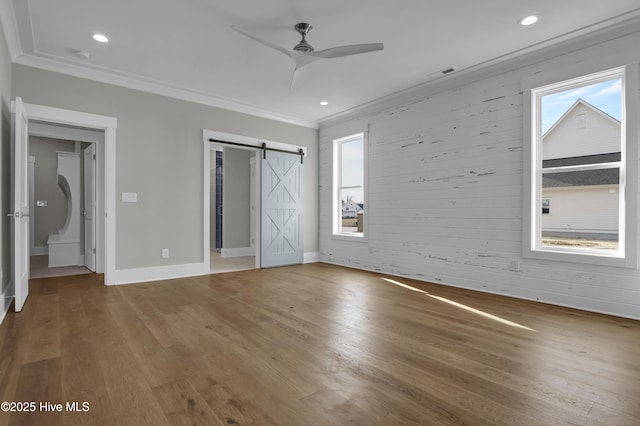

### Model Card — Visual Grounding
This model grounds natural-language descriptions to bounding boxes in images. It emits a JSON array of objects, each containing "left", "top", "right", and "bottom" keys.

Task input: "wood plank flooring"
[{"left": 0, "top": 263, "right": 638, "bottom": 425}]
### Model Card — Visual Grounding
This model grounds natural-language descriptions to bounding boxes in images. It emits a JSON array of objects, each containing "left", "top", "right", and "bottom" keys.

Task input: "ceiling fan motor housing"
[{"left": 293, "top": 23, "right": 314, "bottom": 52}]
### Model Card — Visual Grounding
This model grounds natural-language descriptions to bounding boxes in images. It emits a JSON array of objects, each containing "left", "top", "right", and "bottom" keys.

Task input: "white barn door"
[
  {"left": 11, "top": 97, "right": 30, "bottom": 312},
  {"left": 261, "top": 151, "right": 304, "bottom": 268}
]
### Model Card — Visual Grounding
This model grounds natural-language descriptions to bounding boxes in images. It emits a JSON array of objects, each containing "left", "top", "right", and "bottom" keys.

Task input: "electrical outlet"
[
  {"left": 162, "top": 249, "right": 169, "bottom": 259},
  {"left": 508, "top": 259, "right": 520, "bottom": 272}
]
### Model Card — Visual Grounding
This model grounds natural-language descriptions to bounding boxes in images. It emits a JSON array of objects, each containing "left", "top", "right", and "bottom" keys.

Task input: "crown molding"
[
  {"left": 319, "top": 10, "right": 640, "bottom": 129},
  {"left": 0, "top": 0, "right": 21, "bottom": 59},
  {"left": 1, "top": 0, "right": 318, "bottom": 129},
  {"left": 13, "top": 53, "right": 319, "bottom": 129}
]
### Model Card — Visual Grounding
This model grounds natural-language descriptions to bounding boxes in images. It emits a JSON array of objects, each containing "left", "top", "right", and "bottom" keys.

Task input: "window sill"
[
  {"left": 524, "top": 247, "right": 637, "bottom": 269},
  {"left": 332, "top": 233, "right": 367, "bottom": 243}
]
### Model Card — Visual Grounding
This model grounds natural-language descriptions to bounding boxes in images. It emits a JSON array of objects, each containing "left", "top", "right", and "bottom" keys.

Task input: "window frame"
[
  {"left": 332, "top": 132, "right": 368, "bottom": 240},
  {"left": 523, "top": 64, "right": 638, "bottom": 268}
]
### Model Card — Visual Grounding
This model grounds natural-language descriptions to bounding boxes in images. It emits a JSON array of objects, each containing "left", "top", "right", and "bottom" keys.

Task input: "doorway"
[
  {"left": 208, "top": 145, "right": 258, "bottom": 274},
  {"left": 10, "top": 99, "right": 117, "bottom": 313},
  {"left": 28, "top": 136, "right": 97, "bottom": 279},
  {"left": 202, "top": 129, "right": 306, "bottom": 273}
]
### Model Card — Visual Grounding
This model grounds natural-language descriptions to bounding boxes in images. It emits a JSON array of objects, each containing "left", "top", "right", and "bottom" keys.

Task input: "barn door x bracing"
[{"left": 261, "top": 151, "right": 303, "bottom": 268}]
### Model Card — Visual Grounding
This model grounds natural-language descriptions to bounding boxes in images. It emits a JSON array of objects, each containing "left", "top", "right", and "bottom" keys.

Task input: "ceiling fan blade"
[
  {"left": 289, "top": 65, "right": 306, "bottom": 90},
  {"left": 312, "top": 43, "right": 384, "bottom": 59},
  {"left": 231, "top": 26, "right": 294, "bottom": 60},
  {"left": 292, "top": 54, "right": 317, "bottom": 69}
]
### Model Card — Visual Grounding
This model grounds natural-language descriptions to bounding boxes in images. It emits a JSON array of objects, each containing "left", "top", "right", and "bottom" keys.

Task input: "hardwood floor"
[{"left": 0, "top": 263, "right": 638, "bottom": 425}]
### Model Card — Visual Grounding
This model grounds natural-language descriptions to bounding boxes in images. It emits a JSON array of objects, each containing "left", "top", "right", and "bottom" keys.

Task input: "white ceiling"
[{"left": 3, "top": 0, "right": 640, "bottom": 128}]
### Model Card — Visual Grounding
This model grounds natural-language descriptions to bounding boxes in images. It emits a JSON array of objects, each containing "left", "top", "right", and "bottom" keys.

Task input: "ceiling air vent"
[{"left": 427, "top": 67, "right": 456, "bottom": 79}]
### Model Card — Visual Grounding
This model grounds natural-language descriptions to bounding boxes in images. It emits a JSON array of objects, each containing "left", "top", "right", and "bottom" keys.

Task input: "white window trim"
[
  {"left": 522, "top": 64, "right": 638, "bottom": 268},
  {"left": 332, "top": 131, "right": 368, "bottom": 241}
]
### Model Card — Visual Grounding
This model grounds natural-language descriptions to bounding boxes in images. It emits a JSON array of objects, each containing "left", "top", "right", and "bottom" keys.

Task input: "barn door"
[
  {"left": 11, "top": 97, "right": 30, "bottom": 311},
  {"left": 261, "top": 151, "right": 303, "bottom": 267}
]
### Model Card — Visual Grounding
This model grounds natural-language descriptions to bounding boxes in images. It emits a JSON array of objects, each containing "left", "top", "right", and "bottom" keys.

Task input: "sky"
[
  {"left": 541, "top": 78, "right": 621, "bottom": 134},
  {"left": 340, "top": 137, "right": 364, "bottom": 204}
]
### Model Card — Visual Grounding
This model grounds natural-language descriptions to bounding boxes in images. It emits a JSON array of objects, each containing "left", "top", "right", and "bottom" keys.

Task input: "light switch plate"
[{"left": 122, "top": 192, "right": 138, "bottom": 203}]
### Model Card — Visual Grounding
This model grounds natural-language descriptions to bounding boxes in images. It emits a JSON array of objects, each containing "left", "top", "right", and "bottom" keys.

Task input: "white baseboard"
[
  {"left": 221, "top": 247, "right": 254, "bottom": 258},
  {"left": 304, "top": 252, "right": 321, "bottom": 263},
  {"left": 109, "top": 262, "right": 208, "bottom": 286},
  {"left": 31, "top": 246, "right": 48, "bottom": 256},
  {"left": 108, "top": 253, "right": 319, "bottom": 288}
]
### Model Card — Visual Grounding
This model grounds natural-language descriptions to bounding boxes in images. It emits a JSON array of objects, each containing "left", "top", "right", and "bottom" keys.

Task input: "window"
[
  {"left": 524, "top": 65, "right": 638, "bottom": 267},
  {"left": 333, "top": 132, "right": 366, "bottom": 238}
]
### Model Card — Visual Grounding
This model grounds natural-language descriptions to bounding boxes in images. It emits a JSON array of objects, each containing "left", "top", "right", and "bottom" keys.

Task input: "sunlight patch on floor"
[{"left": 381, "top": 277, "right": 536, "bottom": 332}]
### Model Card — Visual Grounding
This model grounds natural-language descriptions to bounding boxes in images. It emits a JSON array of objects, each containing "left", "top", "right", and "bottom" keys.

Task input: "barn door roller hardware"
[{"left": 209, "top": 138, "right": 304, "bottom": 164}]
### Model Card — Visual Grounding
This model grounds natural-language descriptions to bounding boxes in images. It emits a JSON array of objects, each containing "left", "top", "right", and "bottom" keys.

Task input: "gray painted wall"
[
  {"left": 222, "top": 148, "right": 253, "bottom": 249},
  {"left": 29, "top": 137, "right": 76, "bottom": 247},
  {"left": 0, "top": 23, "right": 12, "bottom": 302},
  {"left": 12, "top": 64, "right": 318, "bottom": 270}
]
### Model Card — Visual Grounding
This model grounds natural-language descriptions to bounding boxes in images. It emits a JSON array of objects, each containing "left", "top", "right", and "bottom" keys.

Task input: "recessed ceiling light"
[
  {"left": 320, "top": 101, "right": 329, "bottom": 106},
  {"left": 520, "top": 16, "right": 539, "bottom": 26},
  {"left": 92, "top": 33, "right": 109, "bottom": 43}
]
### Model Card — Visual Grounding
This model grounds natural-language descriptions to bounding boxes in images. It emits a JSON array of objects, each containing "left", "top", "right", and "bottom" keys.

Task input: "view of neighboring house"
[
  {"left": 542, "top": 99, "right": 620, "bottom": 242},
  {"left": 341, "top": 197, "right": 364, "bottom": 233},
  {"left": 341, "top": 197, "right": 363, "bottom": 218}
]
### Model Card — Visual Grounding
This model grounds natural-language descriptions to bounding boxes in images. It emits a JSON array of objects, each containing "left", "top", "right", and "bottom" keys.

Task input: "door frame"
[
  {"left": 83, "top": 143, "right": 97, "bottom": 271},
  {"left": 202, "top": 129, "right": 306, "bottom": 272},
  {"left": 17, "top": 101, "right": 117, "bottom": 283}
]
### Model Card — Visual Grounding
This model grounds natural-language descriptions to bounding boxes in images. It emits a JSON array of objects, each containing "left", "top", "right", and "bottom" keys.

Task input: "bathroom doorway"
[
  {"left": 27, "top": 124, "right": 102, "bottom": 279},
  {"left": 9, "top": 99, "right": 116, "bottom": 313}
]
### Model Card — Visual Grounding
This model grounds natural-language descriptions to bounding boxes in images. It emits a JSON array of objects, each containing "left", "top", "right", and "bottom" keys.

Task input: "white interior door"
[
  {"left": 11, "top": 97, "right": 30, "bottom": 312},
  {"left": 261, "top": 151, "right": 303, "bottom": 267},
  {"left": 84, "top": 144, "right": 96, "bottom": 271}
]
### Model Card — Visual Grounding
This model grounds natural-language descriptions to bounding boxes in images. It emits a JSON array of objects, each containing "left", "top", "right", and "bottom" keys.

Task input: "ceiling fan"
[{"left": 232, "top": 23, "right": 384, "bottom": 88}]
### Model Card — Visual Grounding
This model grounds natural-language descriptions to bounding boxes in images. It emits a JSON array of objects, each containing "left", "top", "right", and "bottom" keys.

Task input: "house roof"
[
  {"left": 542, "top": 100, "right": 621, "bottom": 187},
  {"left": 543, "top": 98, "right": 620, "bottom": 139},
  {"left": 543, "top": 168, "right": 619, "bottom": 188},
  {"left": 543, "top": 152, "right": 620, "bottom": 168}
]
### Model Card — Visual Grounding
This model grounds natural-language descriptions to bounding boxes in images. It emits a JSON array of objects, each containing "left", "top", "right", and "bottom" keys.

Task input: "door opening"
[
  {"left": 28, "top": 136, "right": 97, "bottom": 279},
  {"left": 9, "top": 98, "right": 117, "bottom": 313},
  {"left": 202, "top": 129, "right": 306, "bottom": 274},
  {"left": 208, "top": 145, "right": 257, "bottom": 274},
  {"left": 214, "top": 149, "right": 223, "bottom": 251}
]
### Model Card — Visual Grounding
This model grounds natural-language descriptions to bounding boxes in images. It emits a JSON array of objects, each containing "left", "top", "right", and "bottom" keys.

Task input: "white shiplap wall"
[{"left": 319, "top": 30, "right": 640, "bottom": 320}]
